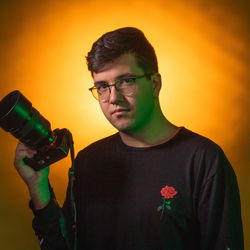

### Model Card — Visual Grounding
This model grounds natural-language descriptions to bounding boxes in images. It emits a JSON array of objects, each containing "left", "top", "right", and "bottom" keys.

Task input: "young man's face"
[{"left": 92, "top": 53, "right": 160, "bottom": 134}]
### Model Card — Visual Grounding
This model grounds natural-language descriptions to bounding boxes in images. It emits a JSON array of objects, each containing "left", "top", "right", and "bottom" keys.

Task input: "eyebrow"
[{"left": 94, "top": 73, "right": 134, "bottom": 86}]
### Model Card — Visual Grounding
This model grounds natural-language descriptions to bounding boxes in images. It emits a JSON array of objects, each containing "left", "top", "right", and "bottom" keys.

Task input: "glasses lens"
[
  {"left": 119, "top": 84, "right": 137, "bottom": 97},
  {"left": 92, "top": 88, "right": 109, "bottom": 101}
]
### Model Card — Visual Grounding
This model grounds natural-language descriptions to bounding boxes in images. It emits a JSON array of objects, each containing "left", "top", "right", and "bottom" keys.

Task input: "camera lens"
[{"left": 0, "top": 90, "right": 54, "bottom": 151}]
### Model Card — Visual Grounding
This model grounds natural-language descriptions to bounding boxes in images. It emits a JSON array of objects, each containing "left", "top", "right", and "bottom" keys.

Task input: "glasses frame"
[{"left": 89, "top": 72, "right": 156, "bottom": 101}]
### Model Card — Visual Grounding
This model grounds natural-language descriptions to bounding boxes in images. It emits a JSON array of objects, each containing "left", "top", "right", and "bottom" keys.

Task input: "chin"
[{"left": 111, "top": 119, "right": 134, "bottom": 132}]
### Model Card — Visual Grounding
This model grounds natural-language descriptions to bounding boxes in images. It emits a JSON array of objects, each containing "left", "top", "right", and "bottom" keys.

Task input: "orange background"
[{"left": 0, "top": 0, "right": 249, "bottom": 249}]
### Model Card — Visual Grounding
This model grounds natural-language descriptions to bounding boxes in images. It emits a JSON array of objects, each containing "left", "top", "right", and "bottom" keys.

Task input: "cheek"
[
  {"left": 135, "top": 90, "right": 154, "bottom": 110},
  {"left": 99, "top": 102, "right": 109, "bottom": 117}
]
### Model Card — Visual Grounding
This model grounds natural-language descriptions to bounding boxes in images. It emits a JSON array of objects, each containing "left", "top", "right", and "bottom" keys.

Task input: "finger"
[{"left": 16, "top": 141, "right": 37, "bottom": 155}]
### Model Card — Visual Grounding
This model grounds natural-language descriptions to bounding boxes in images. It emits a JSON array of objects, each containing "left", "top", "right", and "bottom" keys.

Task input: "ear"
[{"left": 151, "top": 73, "right": 162, "bottom": 97}]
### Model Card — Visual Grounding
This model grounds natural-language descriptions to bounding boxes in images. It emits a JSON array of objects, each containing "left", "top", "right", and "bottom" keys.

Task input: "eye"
[
  {"left": 118, "top": 78, "right": 136, "bottom": 86},
  {"left": 96, "top": 83, "right": 109, "bottom": 92}
]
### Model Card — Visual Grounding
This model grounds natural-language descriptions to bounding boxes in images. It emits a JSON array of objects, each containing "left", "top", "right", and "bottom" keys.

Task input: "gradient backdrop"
[{"left": 0, "top": 0, "right": 249, "bottom": 249}]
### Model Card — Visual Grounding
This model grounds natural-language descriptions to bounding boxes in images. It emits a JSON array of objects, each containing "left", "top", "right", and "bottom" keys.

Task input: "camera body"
[{"left": 22, "top": 128, "right": 71, "bottom": 171}]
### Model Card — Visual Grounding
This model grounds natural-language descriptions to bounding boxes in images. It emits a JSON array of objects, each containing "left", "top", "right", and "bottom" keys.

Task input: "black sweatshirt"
[{"left": 32, "top": 127, "right": 244, "bottom": 250}]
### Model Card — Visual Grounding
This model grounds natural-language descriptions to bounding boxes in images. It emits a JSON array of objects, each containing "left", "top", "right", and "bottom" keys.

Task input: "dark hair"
[{"left": 86, "top": 27, "right": 158, "bottom": 75}]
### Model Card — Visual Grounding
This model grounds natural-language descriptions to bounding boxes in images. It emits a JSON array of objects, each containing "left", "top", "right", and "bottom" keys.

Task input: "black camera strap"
[{"left": 67, "top": 131, "right": 77, "bottom": 250}]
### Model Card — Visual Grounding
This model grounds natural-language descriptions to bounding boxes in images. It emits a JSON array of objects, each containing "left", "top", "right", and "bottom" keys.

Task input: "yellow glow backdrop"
[{"left": 0, "top": 0, "right": 249, "bottom": 249}]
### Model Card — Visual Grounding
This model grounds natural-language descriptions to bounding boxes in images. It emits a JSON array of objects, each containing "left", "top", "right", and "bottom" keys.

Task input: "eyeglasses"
[{"left": 89, "top": 73, "right": 155, "bottom": 102}]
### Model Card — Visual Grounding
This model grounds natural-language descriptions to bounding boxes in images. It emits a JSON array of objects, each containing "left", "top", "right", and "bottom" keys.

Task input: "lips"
[{"left": 111, "top": 108, "right": 130, "bottom": 115}]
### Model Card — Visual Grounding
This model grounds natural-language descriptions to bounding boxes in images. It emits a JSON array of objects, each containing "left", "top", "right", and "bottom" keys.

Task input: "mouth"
[{"left": 111, "top": 108, "right": 131, "bottom": 116}]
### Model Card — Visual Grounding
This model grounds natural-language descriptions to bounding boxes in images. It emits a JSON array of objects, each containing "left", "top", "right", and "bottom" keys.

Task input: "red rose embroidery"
[
  {"left": 161, "top": 185, "right": 178, "bottom": 199},
  {"left": 158, "top": 185, "right": 178, "bottom": 220}
]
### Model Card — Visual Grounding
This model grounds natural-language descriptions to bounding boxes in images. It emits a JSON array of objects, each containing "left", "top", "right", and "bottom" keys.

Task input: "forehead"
[{"left": 93, "top": 54, "right": 144, "bottom": 82}]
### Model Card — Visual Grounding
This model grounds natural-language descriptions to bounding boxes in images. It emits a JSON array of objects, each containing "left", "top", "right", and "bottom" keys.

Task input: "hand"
[
  {"left": 14, "top": 142, "right": 51, "bottom": 209},
  {"left": 14, "top": 141, "right": 49, "bottom": 187}
]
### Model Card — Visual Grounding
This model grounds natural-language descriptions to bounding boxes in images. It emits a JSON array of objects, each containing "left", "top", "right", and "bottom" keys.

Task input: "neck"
[{"left": 119, "top": 104, "right": 180, "bottom": 147}]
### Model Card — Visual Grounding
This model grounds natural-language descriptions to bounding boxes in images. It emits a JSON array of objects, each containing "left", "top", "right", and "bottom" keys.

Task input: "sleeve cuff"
[{"left": 29, "top": 197, "right": 61, "bottom": 226}]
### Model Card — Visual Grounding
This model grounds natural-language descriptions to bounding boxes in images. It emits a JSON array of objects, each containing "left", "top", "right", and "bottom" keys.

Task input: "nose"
[{"left": 109, "top": 85, "right": 124, "bottom": 104}]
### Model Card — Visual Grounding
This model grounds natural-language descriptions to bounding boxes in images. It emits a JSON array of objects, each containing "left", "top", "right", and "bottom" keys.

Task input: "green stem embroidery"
[
  {"left": 158, "top": 199, "right": 173, "bottom": 220},
  {"left": 160, "top": 197, "right": 166, "bottom": 220}
]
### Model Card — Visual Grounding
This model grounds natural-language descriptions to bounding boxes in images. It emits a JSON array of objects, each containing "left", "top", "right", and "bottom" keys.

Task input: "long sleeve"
[
  {"left": 197, "top": 147, "right": 244, "bottom": 250},
  {"left": 31, "top": 152, "right": 79, "bottom": 250},
  {"left": 31, "top": 189, "right": 73, "bottom": 250}
]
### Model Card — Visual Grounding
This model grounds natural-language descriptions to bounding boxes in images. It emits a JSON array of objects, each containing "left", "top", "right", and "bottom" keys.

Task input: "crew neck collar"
[{"left": 116, "top": 126, "right": 185, "bottom": 151}]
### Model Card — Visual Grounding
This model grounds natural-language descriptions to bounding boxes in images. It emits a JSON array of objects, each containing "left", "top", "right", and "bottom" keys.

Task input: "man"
[{"left": 14, "top": 27, "right": 244, "bottom": 250}]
